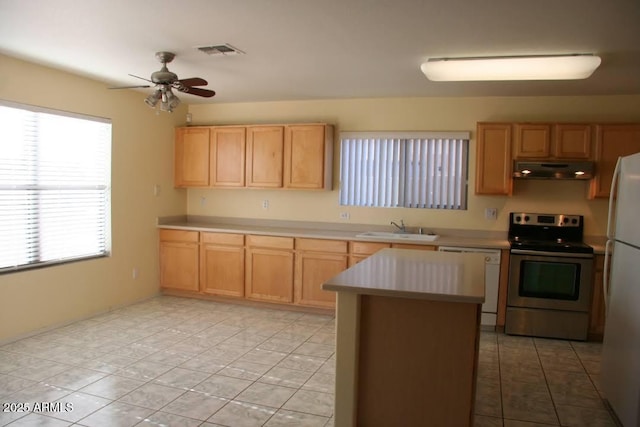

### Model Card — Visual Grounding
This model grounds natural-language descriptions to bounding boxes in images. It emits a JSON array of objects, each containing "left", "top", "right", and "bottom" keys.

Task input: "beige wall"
[
  {"left": 188, "top": 96, "right": 640, "bottom": 236},
  {"left": 0, "top": 55, "right": 186, "bottom": 342}
]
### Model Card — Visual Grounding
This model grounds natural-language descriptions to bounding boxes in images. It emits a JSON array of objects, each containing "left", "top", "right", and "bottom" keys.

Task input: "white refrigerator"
[{"left": 601, "top": 151, "right": 640, "bottom": 427}]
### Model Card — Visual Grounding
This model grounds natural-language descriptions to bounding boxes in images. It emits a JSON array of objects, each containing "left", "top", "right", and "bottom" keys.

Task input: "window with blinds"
[
  {"left": 339, "top": 132, "right": 469, "bottom": 209},
  {"left": 0, "top": 101, "right": 112, "bottom": 272}
]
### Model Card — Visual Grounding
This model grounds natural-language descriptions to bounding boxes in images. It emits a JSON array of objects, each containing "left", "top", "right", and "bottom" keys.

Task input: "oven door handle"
[{"left": 510, "top": 249, "right": 594, "bottom": 259}]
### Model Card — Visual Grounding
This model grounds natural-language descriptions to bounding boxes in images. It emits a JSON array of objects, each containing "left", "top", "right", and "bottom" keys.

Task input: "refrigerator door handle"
[
  {"left": 606, "top": 156, "right": 622, "bottom": 240},
  {"left": 603, "top": 239, "right": 613, "bottom": 313}
]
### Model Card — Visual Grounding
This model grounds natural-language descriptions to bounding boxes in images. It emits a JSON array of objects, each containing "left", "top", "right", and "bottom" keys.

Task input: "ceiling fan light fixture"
[
  {"left": 144, "top": 89, "right": 162, "bottom": 107},
  {"left": 420, "top": 54, "right": 602, "bottom": 81},
  {"left": 159, "top": 87, "right": 180, "bottom": 112}
]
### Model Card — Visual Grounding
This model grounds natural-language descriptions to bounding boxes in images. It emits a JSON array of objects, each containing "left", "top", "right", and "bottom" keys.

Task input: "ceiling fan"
[{"left": 110, "top": 51, "right": 215, "bottom": 112}]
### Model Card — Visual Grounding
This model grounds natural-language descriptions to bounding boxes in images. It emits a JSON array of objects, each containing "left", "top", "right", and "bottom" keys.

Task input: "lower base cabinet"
[
  {"left": 295, "top": 239, "right": 348, "bottom": 308},
  {"left": 200, "top": 233, "right": 245, "bottom": 297},
  {"left": 589, "top": 254, "right": 607, "bottom": 340},
  {"left": 159, "top": 230, "right": 200, "bottom": 291},
  {"left": 245, "top": 235, "right": 295, "bottom": 303}
]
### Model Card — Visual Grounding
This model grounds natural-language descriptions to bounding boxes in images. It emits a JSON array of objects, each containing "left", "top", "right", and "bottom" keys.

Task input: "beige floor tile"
[
  {"left": 555, "top": 404, "right": 617, "bottom": 426},
  {"left": 153, "top": 367, "right": 211, "bottom": 390},
  {"left": 46, "top": 367, "right": 107, "bottom": 390},
  {"left": 502, "top": 394, "right": 559, "bottom": 425},
  {"left": 276, "top": 354, "right": 326, "bottom": 372},
  {"left": 80, "top": 375, "right": 145, "bottom": 400},
  {"left": 44, "top": 392, "right": 111, "bottom": 422},
  {"left": 207, "top": 400, "right": 277, "bottom": 426},
  {"left": 259, "top": 366, "right": 314, "bottom": 388},
  {"left": 76, "top": 401, "right": 154, "bottom": 427},
  {"left": 302, "top": 371, "right": 335, "bottom": 394},
  {"left": 160, "top": 390, "right": 227, "bottom": 420},
  {"left": 117, "top": 382, "right": 184, "bottom": 410},
  {"left": 475, "top": 415, "right": 504, "bottom": 427},
  {"left": 475, "top": 381, "right": 502, "bottom": 418},
  {"left": 283, "top": 389, "right": 334, "bottom": 417},
  {"left": 136, "top": 411, "right": 202, "bottom": 427},
  {"left": 6, "top": 413, "right": 72, "bottom": 426},
  {"left": 192, "top": 374, "right": 253, "bottom": 399},
  {"left": 217, "top": 360, "right": 273, "bottom": 381},
  {"left": 264, "top": 409, "right": 329, "bottom": 426},
  {"left": 236, "top": 382, "right": 297, "bottom": 408}
]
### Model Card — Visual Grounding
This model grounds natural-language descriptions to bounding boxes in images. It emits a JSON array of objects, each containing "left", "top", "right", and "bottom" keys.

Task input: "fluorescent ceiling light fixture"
[{"left": 421, "top": 54, "right": 601, "bottom": 81}]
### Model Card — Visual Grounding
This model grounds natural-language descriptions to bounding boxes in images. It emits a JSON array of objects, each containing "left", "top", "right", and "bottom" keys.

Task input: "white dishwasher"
[{"left": 438, "top": 246, "right": 501, "bottom": 328}]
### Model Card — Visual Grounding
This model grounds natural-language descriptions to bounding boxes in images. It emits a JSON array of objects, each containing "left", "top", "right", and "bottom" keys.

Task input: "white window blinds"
[
  {"left": 339, "top": 132, "right": 469, "bottom": 209},
  {"left": 0, "top": 101, "right": 112, "bottom": 272}
]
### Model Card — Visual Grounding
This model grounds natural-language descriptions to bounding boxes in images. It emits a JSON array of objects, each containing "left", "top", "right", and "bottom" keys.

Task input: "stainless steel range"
[{"left": 505, "top": 212, "right": 594, "bottom": 341}]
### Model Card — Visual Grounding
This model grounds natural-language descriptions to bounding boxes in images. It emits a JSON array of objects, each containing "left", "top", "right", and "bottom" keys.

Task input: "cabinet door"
[
  {"left": 475, "top": 123, "right": 512, "bottom": 195},
  {"left": 295, "top": 252, "right": 347, "bottom": 308},
  {"left": 201, "top": 244, "right": 245, "bottom": 297},
  {"left": 175, "top": 127, "right": 210, "bottom": 187},
  {"left": 513, "top": 124, "right": 551, "bottom": 159},
  {"left": 210, "top": 127, "right": 246, "bottom": 187},
  {"left": 160, "top": 241, "right": 199, "bottom": 291},
  {"left": 590, "top": 124, "right": 640, "bottom": 198},
  {"left": 246, "top": 126, "right": 284, "bottom": 188},
  {"left": 554, "top": 124, "right": 592, "bottom": 159},
  {"left": 246, "top": 247, "right": 294, "bottom": 302},
  {"left": 390, "top": 244, "right": 436, "bottom": 251},
  {"left": 349, "top": 241, "right": 391, "bottom": 266},
  {"left": 284, "top": 124, "right": 333, "bottom": 190}
]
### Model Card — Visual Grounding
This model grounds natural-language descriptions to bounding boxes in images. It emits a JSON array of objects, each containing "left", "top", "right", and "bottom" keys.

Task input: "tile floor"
[{"left": 0, "top": 296, "right": 616, "bottom": 426}]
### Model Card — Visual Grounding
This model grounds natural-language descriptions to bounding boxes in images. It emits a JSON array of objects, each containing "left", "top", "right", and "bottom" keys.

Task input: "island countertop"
[{"left": 322, "top": 248, "right": 485, "bottom": 304}]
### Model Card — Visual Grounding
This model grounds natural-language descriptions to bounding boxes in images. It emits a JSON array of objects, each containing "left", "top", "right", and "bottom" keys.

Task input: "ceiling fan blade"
[
  {"left": 108, "top": 84, "right": 151, "bottom": 90},
  {"left": 177, "top": 86, "right": 216, "bottom": 98},
  {"left": 128, "top": 73, "right": 153, "bottom": 83},
  {"left": 178, "top": 77, "right": 208, "bottom": 87}
]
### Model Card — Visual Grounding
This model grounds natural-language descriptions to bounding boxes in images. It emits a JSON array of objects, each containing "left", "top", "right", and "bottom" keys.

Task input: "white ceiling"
[{"left": 1, "top": 0, "right": 639, "bottom": 103}]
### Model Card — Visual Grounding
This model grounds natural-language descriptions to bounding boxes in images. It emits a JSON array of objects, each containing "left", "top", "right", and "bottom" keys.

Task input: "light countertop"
[
  {"left": 322, "top": 248, "right": 486, "bottom": 304},
  {"left": 157, "top": 216, "right": 511, "bottom": 250}
]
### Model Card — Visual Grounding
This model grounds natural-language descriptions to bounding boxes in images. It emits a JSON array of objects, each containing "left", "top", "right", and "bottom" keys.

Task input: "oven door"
[{"left": 508, "top": 250, "right": 594, "bottom": 312}]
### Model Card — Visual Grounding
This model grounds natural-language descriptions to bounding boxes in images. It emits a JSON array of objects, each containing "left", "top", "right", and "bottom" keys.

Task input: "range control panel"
[{"left": 511, "top": 213, "right": 582, "bottom": 227}]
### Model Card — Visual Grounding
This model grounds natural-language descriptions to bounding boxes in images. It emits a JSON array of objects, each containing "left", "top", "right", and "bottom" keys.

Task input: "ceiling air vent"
[{"left": 196, "top": 44, "right": 245, "bottom": 56}]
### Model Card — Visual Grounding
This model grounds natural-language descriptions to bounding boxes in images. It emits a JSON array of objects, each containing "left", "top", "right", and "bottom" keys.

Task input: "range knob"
[
  {"left": 515, "top": 216, "right": 522, "bottom": 222},
  {"left": 524, "top": 215, "right": 530, "bottom": 222},
  {"left": 563, "top": 217, "right": 569, "bottom": 224},
  {"left": 571, "top": 218, "right": 578, "bottom": 225}
]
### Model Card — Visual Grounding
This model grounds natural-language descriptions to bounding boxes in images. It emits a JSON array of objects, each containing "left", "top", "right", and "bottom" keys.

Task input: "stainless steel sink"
[{"left": 355, "top": 231, "right": 439, "bottom": 242}]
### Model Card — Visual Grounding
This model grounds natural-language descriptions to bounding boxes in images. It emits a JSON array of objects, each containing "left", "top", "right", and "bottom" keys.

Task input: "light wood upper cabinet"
[
  {"left": 159, "top": 230, "right": 199, "bottom": 291},
  {"left": 245, "top": 235, "right": 294, "bottom": 302},
  {"left": 475, "top": 123, "right": 512, "bottom": 195},
  {"left": 175, "top": 127, "right": 210, "bottom": 187},
  {"left": 284, "top": 124, "right": 334, "bottom": 190},
  {"left": 294, "top": 238, "right": 347, "bottom": 308},
  {"left": 246, "top": 126, "right": 285, "bottom": 188},
  {"left": 200, "top": 232, "right": 245, "bottom": 297},
  {"left": 554, "top": 124, "right": 592, "bottom": 159},
  {"left": 513, "top": 124, "right": 551, "bottom": 159},
  {"left": 590, "top": 124, "right": 640, "bottom": 199},
  {"left": 210, "top": 127, "right": 246, "bottom": 187},
  {"left": 513, "top": 123, "right": 592, "bottom": 160}
]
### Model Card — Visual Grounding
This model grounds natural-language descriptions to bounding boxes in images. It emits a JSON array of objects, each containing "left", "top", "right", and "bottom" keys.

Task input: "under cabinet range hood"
[{"left": 513, "top": 161, "right": 594, "bottom": 180}]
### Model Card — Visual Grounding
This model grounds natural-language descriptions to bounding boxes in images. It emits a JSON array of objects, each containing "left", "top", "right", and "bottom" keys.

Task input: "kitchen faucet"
[{"left": 390, "top": 219, "right": 406, "bottom": 233}]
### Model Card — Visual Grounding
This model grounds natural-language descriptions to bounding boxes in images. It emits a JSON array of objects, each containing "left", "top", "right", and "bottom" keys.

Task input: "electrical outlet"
[
  {"left": 339, "top": 212, "right": 350, "bottom": 220},
  {"left": 132, "top": 267, "right": 139, "bottom": 279},
  {"left": 200, "top": 197, "right": 206, "bottom": 207},
  {"left": 262, "top": 199, "right": 269, "bottom": 210},
  {"left": 485, "top": 208, "right": 498, "bottom": 220},
  {"left": 153, "top": 184, "right": 161, "bottom": 197}
]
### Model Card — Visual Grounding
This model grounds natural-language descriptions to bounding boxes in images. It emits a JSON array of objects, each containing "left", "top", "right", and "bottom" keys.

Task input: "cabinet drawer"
[
  {"left": 391, "top": 243, "right": 436, "bottom": 251},
  {"left": 350, "top": 241, "right": 391, "bottom": 255},
  {"left": 296, "top": 238, "right": 348, "bottom": 253},
  {"left": 247, "top": 234, "right": 294, "bottom": 249},
  {"left": 159, "top": 229, "right": 199, "bottom": 243},
  {"left": 201, "top": 232, "right": 244, "bottom": 246}
]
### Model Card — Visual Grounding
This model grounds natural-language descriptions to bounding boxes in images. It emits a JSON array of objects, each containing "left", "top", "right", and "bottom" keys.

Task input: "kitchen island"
[{"left": 322, "top": 248, "right": 485, "bottom": 427}]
